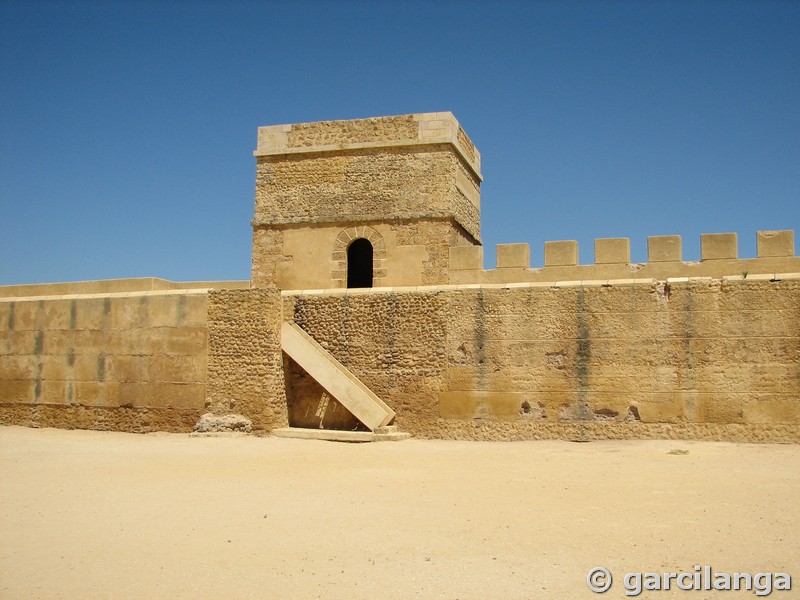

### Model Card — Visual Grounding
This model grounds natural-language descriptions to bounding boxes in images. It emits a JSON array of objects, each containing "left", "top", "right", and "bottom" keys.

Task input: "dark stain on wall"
[
  {"left": 34, "top": 363, "right": 43, "bottom": 402},
  {"left": 176, "top": 294, "right": 187, "bottom": 326},
  {"left": 97, "top": 352, "right": 106, "bottom": 382},
  {"left": 138, "top": 296, "right": 149, "bottom": 328},
  {"left": 34, "top": 330, "right": 44, "bottom": 355},
  {"left": 575, "top": 287, "right": 592, "bottom": 421},
  {"left": 474, "top": 290, "right": 486, "bottom": 388}
]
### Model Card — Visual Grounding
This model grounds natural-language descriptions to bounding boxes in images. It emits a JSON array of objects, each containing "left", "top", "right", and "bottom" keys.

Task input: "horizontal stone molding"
[
  {"left": 254, "top": 112, "right": 482, "bottom": 180},
  {"left": 0, "top": 278, "right": 249, "bottom": 299},
  {"left": 278, "top": 272, "right": 800, "bottom": 296}
]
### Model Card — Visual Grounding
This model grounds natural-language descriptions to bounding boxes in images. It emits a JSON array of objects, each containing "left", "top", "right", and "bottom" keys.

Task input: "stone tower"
[{"left": 250, "top": 112, "right": 482, "bottom": 289}]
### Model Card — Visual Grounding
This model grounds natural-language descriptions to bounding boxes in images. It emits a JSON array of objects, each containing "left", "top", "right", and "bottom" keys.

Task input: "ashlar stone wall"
[
  {"left": 252, "top": 219, "right": 475, "bottom": 290},
  {"left": 2, "top": 277, "right": 797, "bottom": 442},
  {"left": 0, "top": 290, "right": 209, "bottom": 432}
]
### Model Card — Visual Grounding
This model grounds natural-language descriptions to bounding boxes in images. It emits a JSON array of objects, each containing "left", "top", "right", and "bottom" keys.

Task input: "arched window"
[{"left": 347, "top": 238, "right": 373, "bottom": 288}]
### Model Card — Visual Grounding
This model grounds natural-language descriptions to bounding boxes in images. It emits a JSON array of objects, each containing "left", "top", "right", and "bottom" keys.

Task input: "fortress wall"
[
  {"left": 3, "top": 276, "right": 797, "bottom": 441},
  {"left": 255, "top": 112, "right": 481, "bottom": 178},
  {"left": 283, "top": 276, "right": 800, "bottom": 442},
  {"left": 0, "top": 289, "right": 210, "bottom": 432},
  {"left": 254, "top": 146, "right": 452, "bottom": 225},
  {"left": 285, "top": 290, "right": 448, "bottom": 432},
  {"left": 450, "top": 230, "right": 798, "bottom": 284},
  {"left": 0, "top": 277, "right": 249, "bottom": 298},
  {"left": 252, "top": 145, "right": 480, "bottom": 241},
  {"left": 205, "top": 288, "right": 287, "bottom": 431},
  {"left": 252, "top": 219, "right": 475, "bottom": 289}
]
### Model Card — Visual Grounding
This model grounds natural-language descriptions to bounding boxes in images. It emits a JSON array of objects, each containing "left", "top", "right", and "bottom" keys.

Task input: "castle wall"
[
  {"left": 204, "top": 288, "right": 287, "bottom": 431},
  {"left": 252, "top": 145, "right": 480, "bottom": 240},
  {"left": 0, "top": 277, "right": 250, "bottom": 298},
  {"left": 3, "top": 111, "right": 798, "bottom": 442},
  {"left": 250, "top": 113, "right": 483, "bottom": 289},
  {"left": 0, "top": 287, "right": 212, "bottom": 432},
  {"left": 252, "top": 220, "right": 474, "bottom": 289},
  {"left": 451, "top": 231, "right": 798, "bottom": 283},
  {"left": 2, "top": 274, "right": 797, "bottom": 442},
  {"left": 282, "top": 276, "right": 800, "bottom": 443}
]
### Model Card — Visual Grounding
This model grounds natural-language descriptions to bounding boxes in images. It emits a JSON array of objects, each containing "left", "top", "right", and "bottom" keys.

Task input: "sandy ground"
[{"left": 0, "top": 426, "right": 797, "bottom": 600}]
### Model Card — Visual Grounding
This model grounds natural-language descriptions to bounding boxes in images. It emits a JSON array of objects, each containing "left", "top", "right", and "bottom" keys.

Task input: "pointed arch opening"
[{"left": 347, "top": 238, "right": 373, "bottom": 289}]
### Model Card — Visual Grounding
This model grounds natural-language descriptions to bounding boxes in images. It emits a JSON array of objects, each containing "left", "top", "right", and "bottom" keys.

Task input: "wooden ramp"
[{"left": 280, "top": 322, "right": 395, "bottom": 431}]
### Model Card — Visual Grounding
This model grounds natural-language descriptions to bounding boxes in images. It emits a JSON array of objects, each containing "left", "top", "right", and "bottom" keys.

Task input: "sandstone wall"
[
  {"left": 205, "top": 288, "right": 287, "bottom": 431},
  {"left": 253, "top": 146, "right": 479, "bottom": 239},
  {"left": 250, "top": 112, "right": 483, "bottom": 290},
  {"left": 0, "top": 289, "right": 210, "bottom": 432},
  {"left": 0, "top": 277, "right": 249, "bottom": 298},
  {"left": 286, "top": 290, "right": 447, "bottom": 432},
  {"left": 252, "top": 220, "right": 474, "bottom": 289},
  {"left": 265, "top": 113, "right": 421, "bottom": 149},
  {"left": 4, "top": 277, "right": 797, "bottom": 442},
  {"left": 451, "top": 231, "right": 798, "bottom": 283},
  {"left": 282, "top": 277, "right": 800, "bottom": 442}
]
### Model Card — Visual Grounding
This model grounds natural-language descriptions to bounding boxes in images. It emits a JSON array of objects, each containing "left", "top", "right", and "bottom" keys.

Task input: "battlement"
[
  {"left": 254, "top": 112, "right": 481, "bottom": 180},
  {"left": 450, "top": 230, "right": 798, "bottom": 284},
  {"left": 3, "top": 112, "right": 798, "bottom": 444}
]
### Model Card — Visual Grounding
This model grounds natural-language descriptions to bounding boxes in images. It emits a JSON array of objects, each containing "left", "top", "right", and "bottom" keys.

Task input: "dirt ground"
[{"left": 0, "top": 426, "right": 797, "bottom": 600}]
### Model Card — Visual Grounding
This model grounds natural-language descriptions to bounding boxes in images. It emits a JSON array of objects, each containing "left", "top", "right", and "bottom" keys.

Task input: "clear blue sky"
[{"left": 1, "top": 0, "right": 798, "bottom": 284}]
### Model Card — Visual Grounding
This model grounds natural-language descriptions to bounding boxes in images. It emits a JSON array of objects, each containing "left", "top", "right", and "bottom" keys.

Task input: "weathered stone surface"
[
  {"left": 281, "top": 322, "right": 394, "bottom": 429},
  {"left": 193, "top": 412, "right": 252, "bottom": 433},
  {"left": 204, "top": 288, "right": 287, "bottom": 432},
  {"left": 1, "top": 114, "right": 798, "bottom": 443},
  {"left": 250, "top": 113, "right": 482, "bottom": 290},
  {"left": 0, "top": 290, "right": 210, "bottom": 433},
  {"left": 281, "top": 278, "right": 800, "bottom": 442}
]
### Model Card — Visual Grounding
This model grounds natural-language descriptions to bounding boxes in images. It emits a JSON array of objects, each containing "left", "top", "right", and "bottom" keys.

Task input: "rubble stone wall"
[
  {"left": 205, "top": 288, "right": 287, "bottom": 431},
  {"left": 253, "top": 146, "right": 480, "bottom": 235},
  {"left": 283, "top": 277, "right": 800, "bottom": 442}
]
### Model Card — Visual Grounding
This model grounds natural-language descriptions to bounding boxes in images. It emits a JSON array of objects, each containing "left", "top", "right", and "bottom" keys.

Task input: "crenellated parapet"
[
  {"left": 2, "top": 112, "right": 798, "bottom": 443},
  {"left": 450, "top": 230, "right": 798, "bottom": 284}
]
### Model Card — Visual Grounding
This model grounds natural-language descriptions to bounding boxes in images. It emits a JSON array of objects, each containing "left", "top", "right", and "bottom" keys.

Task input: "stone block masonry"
[
  {"left": 281, "top": 276, "right": 800, "bottom": 443},
  {"left": 451, "top": 230, "right": 799, "bottom": 284},
  {"left": 1, "top": 112, "right": 798, "bottom": 442},
  {"left": 251, "top": 113, "right": 482, "bottom": 290},
  {"left": 0, "top": 288, "right": 211, "bottom": 432},
  {"left": 3, "top": 275, "right": 797, "bottom": 441},
  {"left": 205, "top": 288, "right": 288, "bottom": 431}
]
